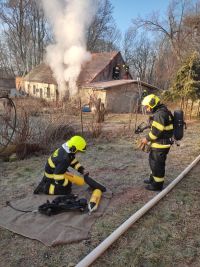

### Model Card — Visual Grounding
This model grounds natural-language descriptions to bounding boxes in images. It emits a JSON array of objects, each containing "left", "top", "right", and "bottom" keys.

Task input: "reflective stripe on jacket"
[
  {"left": 44, "top": 145, "right": 84, "bottom": 182},
  {"left": 146, "top": 104, "right": 174, "bottom": 149}
]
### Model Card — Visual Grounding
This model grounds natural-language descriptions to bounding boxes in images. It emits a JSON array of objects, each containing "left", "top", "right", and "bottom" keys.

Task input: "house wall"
[
  {"left": 24, "top": 81, "right": 57, "bottom": 101},
  {"left": 105, "top": 83, "right": 159, "bottom": 113},
  {"left": 15, "top": 76, "right": 25, "bottom": 90},
  {"left": 80, "top": 87, "right": 107, "bottom": 105},
  {"left": 81, "top": 83, "right": 158, "bottom": 113},
  {"left": 105, "top": 84, "right": 139, "bottom": 113}
]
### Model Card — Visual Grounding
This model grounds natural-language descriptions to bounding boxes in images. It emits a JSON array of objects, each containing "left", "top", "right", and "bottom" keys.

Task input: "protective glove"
[
  {"left": 83, "top": 171, "right": 89, "bottom": 179},
  {"left": 137, "top": 139, "right": 151, "bottom": 153},
  {"left": 78, "top": 166, "right": 85, "bottom": 175}
]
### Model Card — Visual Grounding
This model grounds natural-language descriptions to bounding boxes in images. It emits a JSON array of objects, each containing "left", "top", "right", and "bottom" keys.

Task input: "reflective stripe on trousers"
[{"left": 149, "top": 148, "right": 170, "bottom": 182}]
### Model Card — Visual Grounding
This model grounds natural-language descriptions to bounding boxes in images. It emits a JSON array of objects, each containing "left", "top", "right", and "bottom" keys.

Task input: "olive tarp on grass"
[{"left": 0, "top": 186, "right": 112, "bottom": 246}]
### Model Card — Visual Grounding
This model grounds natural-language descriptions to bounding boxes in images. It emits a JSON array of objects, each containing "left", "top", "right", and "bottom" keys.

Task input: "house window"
[
  {"left": 28, "top": 84, "right": 30, "bottom": 94},
  {"left": 33, "top": 85, "right": 36, "bottom": 94},
  {"left": 47, "top": 87, "right": 50, "bottom": 98},
  {"left": 40, "top": 88, "right": 43, "bottom": 98}
]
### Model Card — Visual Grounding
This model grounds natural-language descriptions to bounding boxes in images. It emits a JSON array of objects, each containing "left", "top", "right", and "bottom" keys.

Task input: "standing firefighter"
[
  {"left": 140, "top": 94, "right": 174, "bottom": 191},
  {"left": 112, "top": 64, "right": 121, "bottom": 80},
  {"left": 123, "top": 64, "right": 129, "bottom": 79}
]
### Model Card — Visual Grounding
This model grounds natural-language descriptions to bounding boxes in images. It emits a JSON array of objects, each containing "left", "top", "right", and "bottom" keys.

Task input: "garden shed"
[{"left": 80, "top": 79, "right": 159, "bottom": 113}]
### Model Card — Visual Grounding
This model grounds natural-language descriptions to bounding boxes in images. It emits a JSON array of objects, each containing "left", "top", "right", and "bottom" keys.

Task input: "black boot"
[
  {"left": 145, "top": 182, "right": 163, "bottom": 191},
  {"left": 144, "top": 175, "right": 153, "bottom": 184},
  {"left": 34, "top": 184, "right": 43, "bottom": 194},
  {"left": 33, "top": 178, "right": 46, "bottom": 194}
]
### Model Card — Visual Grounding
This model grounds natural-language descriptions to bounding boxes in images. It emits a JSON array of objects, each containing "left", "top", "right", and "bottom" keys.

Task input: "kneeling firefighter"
[
  {"left": 140, "top": 94, "right": 174, "bottom": 191},
  {"left": 34, "top": 135, "right": 106, "bottom": 212}
]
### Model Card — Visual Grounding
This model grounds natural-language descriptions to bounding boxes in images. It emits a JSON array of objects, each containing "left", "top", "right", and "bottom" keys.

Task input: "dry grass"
[
  {"left": 0, "top": 113, "right": 200, "bottom": 267},
  {"left": 93, "top": 164, "right": 200, "bottom": 267},
  {"left": 0, "top": 98, "right": 78, "bottom": 158}
]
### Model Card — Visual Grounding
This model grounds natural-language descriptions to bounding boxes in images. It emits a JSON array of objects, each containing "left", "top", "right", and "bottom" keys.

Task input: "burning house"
[
  {"left": 23, "top": 63, "right": 58, "bottom": 101},
  {"left": 22, "top": 51, "right": 159, "bottom": 113}
]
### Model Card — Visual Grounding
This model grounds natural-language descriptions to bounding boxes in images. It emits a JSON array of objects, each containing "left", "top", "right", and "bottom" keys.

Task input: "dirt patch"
[{"left": 110, "top": 186, "right": 153, "bottom": 208}]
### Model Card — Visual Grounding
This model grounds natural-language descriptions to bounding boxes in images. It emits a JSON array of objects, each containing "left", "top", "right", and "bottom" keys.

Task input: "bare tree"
[
  {"left": 183, "top": 2, "right": 200, "bottom": 54},
  {"left": 0, "top": 39, "right": 15, "bottom": 75},
  {"left": 123, "top": 27, "right": 137, "bottom": 63},
  {"left": 128, "top": 0, "right": 200, "bottom": 89},
  {"left": 0, "top": 0, "right": 48, "bottom": 75},
  {"left": 28, "top": 1, "right": 47, "bottom": 67},
  {"left": 152, "top": 38, "right": 180, "bottom": 89},
  {"left": 122, "top": 29, "right": 157, "bottom": 83},
  {"left": 132, "top": 0, "right": 191, "bottom": 61},
  {"left": 87, "top": 0, "right": 121, "bottom": 52}
]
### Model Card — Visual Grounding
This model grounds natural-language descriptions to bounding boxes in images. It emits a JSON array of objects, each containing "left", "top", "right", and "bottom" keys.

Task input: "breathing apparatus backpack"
[
  {"left": 173, "top": 109, "right": 186, "bottom": 141},
  {"left": 38, "top": 194, "right": 88, "bottom": 216},
  {"left": 135, "top": 109, "right": 186, "bottom": 143}
]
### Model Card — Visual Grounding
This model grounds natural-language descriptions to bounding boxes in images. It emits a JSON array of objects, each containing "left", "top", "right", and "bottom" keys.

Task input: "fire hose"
[{"left": 76, "top": 154, "right": 200, "bottom": 267}]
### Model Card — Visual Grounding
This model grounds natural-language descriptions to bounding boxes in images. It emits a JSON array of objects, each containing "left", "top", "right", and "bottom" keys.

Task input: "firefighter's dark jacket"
[
  {"left": 146, "top": 104, "right": 174, "bottom": 149},
  {"left": 45, "top": 143, "right": 84, "bottom": 182}
]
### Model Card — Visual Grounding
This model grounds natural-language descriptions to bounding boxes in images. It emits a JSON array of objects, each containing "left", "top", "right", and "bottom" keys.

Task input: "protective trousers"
[
  {"left": 43, "top": 177, "right": 72, "bottom": 195},
  {"left": 42, "top": 161, "right": 72, "bottom": 195},
  {"left": 149, "top": 148, "right": 170, "bottom": 188}
]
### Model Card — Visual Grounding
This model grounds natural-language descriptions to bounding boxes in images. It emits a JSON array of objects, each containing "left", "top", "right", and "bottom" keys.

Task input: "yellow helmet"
[
  {"left": 142, "top": 94, "right": 160, "bottom": 109},
  {"left": 67, "top": 136, "right": 87, "bottom": 153}
]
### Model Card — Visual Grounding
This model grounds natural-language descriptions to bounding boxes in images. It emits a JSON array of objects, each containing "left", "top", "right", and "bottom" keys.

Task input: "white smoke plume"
[{"left": 41, "top": 0, "right": 98, "bottom": 98}]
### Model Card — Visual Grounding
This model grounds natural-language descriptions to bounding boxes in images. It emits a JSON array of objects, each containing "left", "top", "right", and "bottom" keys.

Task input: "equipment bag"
[
  {"left": 173, "top": 110, "right": 186, "bottom": 141},
  {"left": 38, "top": 194, "right": 88, "bottom": 216}
]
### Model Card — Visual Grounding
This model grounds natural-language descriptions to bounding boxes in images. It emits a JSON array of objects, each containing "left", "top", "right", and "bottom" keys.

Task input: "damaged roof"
[
  {"left": 24, "top": 63, "right": 57, "bottom": 85},
  {"left": 24, "top": 51, "right": 120, "bottom": 85},
  {"left": 86, "top": 79, "right": 135, "bottom": 89},
  {"left": 77, "top": 51, "right": 119, "bottom": 84},
  {"left": 85, "top": 79, "right": 161, "bottom": 91}
]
